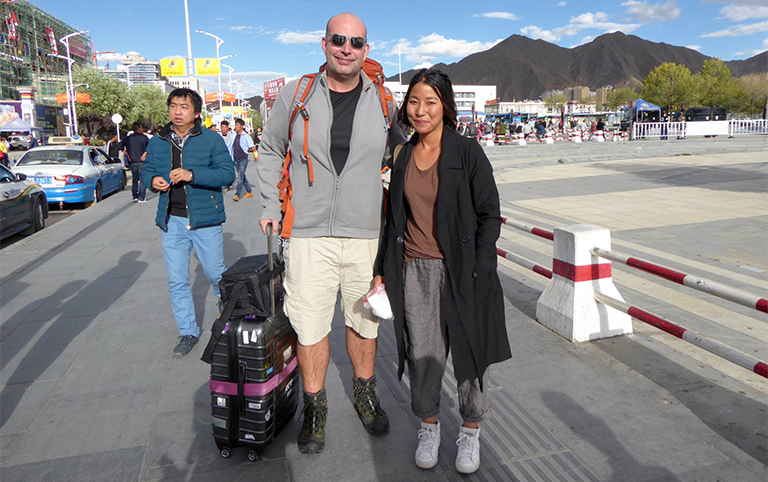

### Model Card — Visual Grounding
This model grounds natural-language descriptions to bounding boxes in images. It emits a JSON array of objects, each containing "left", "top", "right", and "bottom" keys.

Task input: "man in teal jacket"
[{"left": 142, "top": 88, "right": 236, "bottom": 357}]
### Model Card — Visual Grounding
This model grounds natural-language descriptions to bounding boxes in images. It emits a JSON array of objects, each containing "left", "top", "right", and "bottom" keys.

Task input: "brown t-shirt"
[{"left": 403, "top": 153, "right": 443, "bottom": 263}]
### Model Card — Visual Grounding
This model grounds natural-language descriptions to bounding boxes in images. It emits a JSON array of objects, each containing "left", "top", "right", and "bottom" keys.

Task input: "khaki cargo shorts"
[{"left": 282, "top": 237, "right": 380, "bottom": 346}]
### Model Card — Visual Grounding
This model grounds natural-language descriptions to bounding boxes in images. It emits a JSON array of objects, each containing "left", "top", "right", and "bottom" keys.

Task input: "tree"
[
  {"left": 544, "top": 92, "right": 567, "bottom": 113},
  {"left": 127, "top": 84, "right": 170, "bottom": 129},
  {"left": 247, "top": 109, "right": 263, "bottom": 130},
  {"left": 642, "top": 62, "right": 697, "bottom": 112},
  {"left": 694, "top": 58, "right": 743, "bottom": 113},
  {"left": 606, "top": 87, "right": 638, "bottom": 110},
  {"left": 738, "top": 73, "right": 768, "bottom": 118}
]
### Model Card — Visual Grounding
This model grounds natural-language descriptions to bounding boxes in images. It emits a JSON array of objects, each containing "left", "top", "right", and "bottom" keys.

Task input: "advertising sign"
[
  {"left": 6, "top": 13, "right": 17, "bottom": 41},
  {"left": 263, "top": 78, "right": 285, "bottom": 100},
  {"left": 69, "top": 39, "right": 88, "bottom": 60},
  {"left": 45, "top": 27, "right": 58, "bottom": 55},
  {"left": 160, "top": 58, "right": 186, "bottom": 77},
  {"left": 196, "top": 58, "right": 221, "bottom": 76}
]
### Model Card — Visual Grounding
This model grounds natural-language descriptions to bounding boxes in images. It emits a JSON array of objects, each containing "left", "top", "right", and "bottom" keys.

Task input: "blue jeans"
[
  {"left": 234, "top": 158, "right": 251, "bottom": 197},
  {"left": 161, "top": 215, "right": 225, "bottom": 337},
  {"left": 130, "top": 162, "right": 146, "bottom": 200}
]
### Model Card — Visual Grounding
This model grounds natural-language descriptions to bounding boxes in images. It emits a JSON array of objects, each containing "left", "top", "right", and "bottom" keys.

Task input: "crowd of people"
[{"left": 458, "top": 115, "right": 610, "bottom": 142}]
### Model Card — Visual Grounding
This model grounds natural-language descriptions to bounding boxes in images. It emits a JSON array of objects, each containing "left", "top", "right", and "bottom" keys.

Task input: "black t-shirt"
[{"left": 329, "top": 80, "right": 362, "bottom": 175}]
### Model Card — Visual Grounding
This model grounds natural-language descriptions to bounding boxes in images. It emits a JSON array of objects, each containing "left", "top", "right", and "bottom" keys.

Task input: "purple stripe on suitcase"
[{"left": 210, "top": 356, "right": 299, "bottom": 396}]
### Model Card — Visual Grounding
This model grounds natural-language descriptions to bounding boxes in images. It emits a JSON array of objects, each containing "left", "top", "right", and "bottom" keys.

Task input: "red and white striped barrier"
[
  {"left": 593, "top": 130, "right": 605, "bottom": 142},
  {"left": 591, "top": 247, "right": 768, "bottom": 314},
  {"left": 501, "top": 216, "right": 554, "bottom": 241},
  {"left": 497, "top": 247, "right": 552, "bottom": 279},
  {"left": 536, "top": 225, "right": 632, "bottom": 342},
  {"left": 594, "top": 292, "right": 768, "bottom": 379}
]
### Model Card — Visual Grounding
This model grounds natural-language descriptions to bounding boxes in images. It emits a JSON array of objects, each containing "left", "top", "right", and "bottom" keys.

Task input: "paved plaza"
[{"left": 1, "top": 136, "right": 766, "bottom": 481}]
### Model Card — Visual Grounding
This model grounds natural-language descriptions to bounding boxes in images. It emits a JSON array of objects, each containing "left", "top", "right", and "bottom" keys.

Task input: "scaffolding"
[{"left": 0, "top": 0, "right": 92, "bottom": 104}]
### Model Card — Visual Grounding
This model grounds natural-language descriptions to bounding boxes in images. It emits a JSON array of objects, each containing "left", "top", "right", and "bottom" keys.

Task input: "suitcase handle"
[{"left": 268, "top": 232, "right": 275, "bottom": 317}]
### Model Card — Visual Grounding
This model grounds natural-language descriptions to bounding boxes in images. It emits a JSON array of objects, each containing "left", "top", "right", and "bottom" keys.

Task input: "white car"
[{"left": 12, "top": 146, "right": 127, "bottom": 205}]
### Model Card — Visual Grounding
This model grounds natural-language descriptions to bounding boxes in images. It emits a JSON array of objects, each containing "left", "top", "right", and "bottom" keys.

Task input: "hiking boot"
[
  {"left": 298, "top": 390, "right": 328, "bottom": 454},
  {"left": 415, "top": 420, "right": 440, "bottom": 469},
  {"left": 455, "top": 426, "right": 481, "bottom": 474},
  {"left": 173, "top": 335, "right": 198, "bottom": 357},
  {"left": 352, "top": 376, "right": 389, "bottom": 435},
  {"left": 232, "top": 195, "right": 240, "bottom": 202},
  {"left": 243, "top": 192, "right": 254, "bottom": 199}
]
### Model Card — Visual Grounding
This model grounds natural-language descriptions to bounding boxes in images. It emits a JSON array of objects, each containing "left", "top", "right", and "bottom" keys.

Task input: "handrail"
[
  {"left": 594, "top": 292, "right": 767, "bottom": 379},
  {"left": 501, "top": 216, "right": 554, "bottom": 241},
  {"left": 497, "top": 247, "right": 552, "bottom": 279},
  {"left": 591, "top": 247, "right": 767, "bottom": 314}
]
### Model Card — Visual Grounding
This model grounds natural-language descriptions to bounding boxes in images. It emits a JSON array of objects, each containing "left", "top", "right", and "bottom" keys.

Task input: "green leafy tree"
[
  {"left": 738, "top": 73, "right": 768, "bottom": 118},
  {"left": 694, "top": 58, "right": 743, "bottom": 113},
  {"left": 642, "top": 62, "right": 697, "bottom": 112},
  {"left": 606, "top": 87, "right": 638, "bottom": 110},
  {"left": 66, "top": 67, "right": 131, "bottom": 138},
  {"left": 544, "top": 92, "right": 567, "bottom": 113},
  {"left": 127, "top": 83, "right": 170, "bottom": 130},
  {"left": 247, "top": 109, "right": 263, "bottom": 130}
]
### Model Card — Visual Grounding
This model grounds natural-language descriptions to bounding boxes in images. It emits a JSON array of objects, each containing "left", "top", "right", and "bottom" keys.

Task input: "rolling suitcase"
[{"left": 201, "top": 235, "right": 299, "bottom": 462}]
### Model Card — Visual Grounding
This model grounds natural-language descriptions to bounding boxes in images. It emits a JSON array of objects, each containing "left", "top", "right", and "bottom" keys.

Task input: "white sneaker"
[
  {"left": 455, "top": 426, "right": 480, "bottom": 474},
  {"left": 415, "top": 420, "right": 440, "bottom": 469}
]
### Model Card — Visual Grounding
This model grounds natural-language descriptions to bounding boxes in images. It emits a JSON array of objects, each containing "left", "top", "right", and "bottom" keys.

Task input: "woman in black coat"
[{"left": 373, "top": 69, "right": 511, "bottom": 475}]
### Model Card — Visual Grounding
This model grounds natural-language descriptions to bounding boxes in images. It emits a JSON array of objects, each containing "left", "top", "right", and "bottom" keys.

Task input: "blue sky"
[{"left": 30, "top": 0, "right": 768, "bottom": 98}]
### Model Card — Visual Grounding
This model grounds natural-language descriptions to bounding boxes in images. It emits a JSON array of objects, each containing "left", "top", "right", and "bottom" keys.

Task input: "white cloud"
[
  {"left": 96, "top": 52, "right": 123, "bottom": 63},
  {"left": 521, "top": 11, "right": 640, "bottom": 42},
  {"left": 275, "top": 30, "right": 325, "bottom": 45},
  {"left": 685, "top": 44, "right": 701, "bottom": 51},
  {"left": 384, "top": 34, "right": 502, "bottom": 64},
  {"left": 621, "top": 1, "right": 680, "bottom": 23},
  {"left": 700, "top": 20, "right": 768, "bottom": 38},
  {"left": 413, "top": 61, "right": 434, "bottom": 69},
  {"left": 474, "top": 12, "right": 520, "bottom": 21},
  {"left": 734, "top": 37, "right": 768, "bottom": 57},
  {"left": 557, "top": 1, "right": 566, "bottom": 6},
  {"left": 719, "top": 5, "right": 768, "bottom": 22}
]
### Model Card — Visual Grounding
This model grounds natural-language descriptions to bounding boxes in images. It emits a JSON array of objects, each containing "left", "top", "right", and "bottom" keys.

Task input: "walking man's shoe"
[
  {"left": 415, "top": 420, "right": 440, "bottom": 469},
  {"left": 173, "top": 335, "right": 199, "bottom": 357},
  {"left": 243, "top": 192, "right": 254, "bottom": 199},
  {"left": 298, "top": 390, "right": 328, "bottom": 454},
  {"left": 232, "top": 195, "right": 240, "bottom": 202},
  {"left": 352, "top": 376, "right": 389, "bottom": 435},
  {"left": 455, "top": 426, "right": 481, "bottom": 474}
]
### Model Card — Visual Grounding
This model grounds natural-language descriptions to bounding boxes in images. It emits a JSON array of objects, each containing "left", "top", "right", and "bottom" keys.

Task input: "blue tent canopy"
[
  {"left": 631, "top": 99, "right": 661, "bottom": 122},
  {"left": 0, "top": 117, "right": 39, "bottom": 132}
]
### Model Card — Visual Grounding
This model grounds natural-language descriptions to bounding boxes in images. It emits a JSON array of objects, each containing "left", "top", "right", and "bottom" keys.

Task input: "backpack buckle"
[{"left": 297, "top": 102, "right": 309, "bottom": 120}]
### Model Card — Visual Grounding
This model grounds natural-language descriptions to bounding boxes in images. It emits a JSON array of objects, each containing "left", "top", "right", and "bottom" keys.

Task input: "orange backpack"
[{"left": 277, "top": 58, "right": 395, "bottom": 240}]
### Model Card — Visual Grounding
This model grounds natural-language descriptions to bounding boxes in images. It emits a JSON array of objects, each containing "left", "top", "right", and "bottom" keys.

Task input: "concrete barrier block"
[{"left": 536, "top": 224, "right": 633, "bottom": 342}]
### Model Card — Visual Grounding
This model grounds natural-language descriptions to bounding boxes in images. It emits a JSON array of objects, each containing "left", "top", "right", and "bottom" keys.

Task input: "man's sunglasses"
[{"left": 328, "top": 33, "right": 366, "bottom": 50}]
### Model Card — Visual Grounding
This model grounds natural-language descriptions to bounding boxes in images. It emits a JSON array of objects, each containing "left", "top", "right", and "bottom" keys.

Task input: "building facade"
[
  {"left": 0, "top": 0, "right": 92, "bottom": 105},
  {"left": 384, "top": 81, "right": 496, "bottom": 120}
]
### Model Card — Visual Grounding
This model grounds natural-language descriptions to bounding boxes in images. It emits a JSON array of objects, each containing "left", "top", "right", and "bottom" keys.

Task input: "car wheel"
[
  {"left": 93, "top": 182, "right": 103, "bottom": 204},
  {"left": 21, "top": 197, "right": 45, "bottom": 235}
]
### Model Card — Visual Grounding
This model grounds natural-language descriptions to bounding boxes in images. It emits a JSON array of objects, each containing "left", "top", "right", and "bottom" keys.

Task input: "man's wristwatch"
[{"left": 188, "top": 169, "right": 194, "bottom": 184}]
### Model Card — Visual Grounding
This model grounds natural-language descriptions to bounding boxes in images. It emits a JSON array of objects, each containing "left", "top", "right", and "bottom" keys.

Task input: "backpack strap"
[{"left": 200, "top": 281, "right": 249, "bottom": 364}]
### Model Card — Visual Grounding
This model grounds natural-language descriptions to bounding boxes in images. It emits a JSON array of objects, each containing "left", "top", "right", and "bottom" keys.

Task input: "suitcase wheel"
[
  {"left": 247, "top": 449, "right": 259, "bottom": 462},
  {"left": 219, "top": 446, "right": 232, "bottom": 458}
]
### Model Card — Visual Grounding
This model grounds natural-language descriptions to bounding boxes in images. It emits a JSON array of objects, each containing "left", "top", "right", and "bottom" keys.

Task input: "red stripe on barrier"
[
  {"left": 626, "top": 257, "right": 687, "bottom": 284},
  {"left": 552, "top": 259, "right": 612, "bottom": 282},
  {"left": 755, "top": 362, "right": 768, "bottom": 378},
  {"left": 532, "top": 227, "right": 554, "bottom": 241},
  {"left": 533, "top": 266, "right": 554, "bottom": 279},
  {"left": 756, "top": 298, "right": 768, "bottom": 314},
  {"left": 628, "top": 306, "right": 687, "bottom": 339}
]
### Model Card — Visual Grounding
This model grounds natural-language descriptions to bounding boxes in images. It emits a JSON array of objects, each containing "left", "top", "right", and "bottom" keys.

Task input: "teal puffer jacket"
[{"left": 142, "top": 121, "right": 236, "bottom": 231}]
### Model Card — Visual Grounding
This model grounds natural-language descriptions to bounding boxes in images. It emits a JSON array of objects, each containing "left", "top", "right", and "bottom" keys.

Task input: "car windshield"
[{"left": 16, "top": 150, "right": 82, "bottom": 166}]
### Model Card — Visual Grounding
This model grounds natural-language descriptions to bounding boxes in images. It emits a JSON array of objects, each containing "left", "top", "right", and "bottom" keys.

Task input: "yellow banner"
[
  {"left": 196, "top": 58, "right": 221, "bottom": 76},
  {"left": 160, "top": 58, "right": 186, "bottom": 77}
]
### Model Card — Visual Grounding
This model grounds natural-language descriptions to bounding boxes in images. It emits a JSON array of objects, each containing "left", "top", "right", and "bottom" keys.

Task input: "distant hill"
[
  {"left": 245, "top": 95, "right": 263, "bottom": 112},
  {"left": 390, "top": 32, "right": 768, "bottom": 101}
]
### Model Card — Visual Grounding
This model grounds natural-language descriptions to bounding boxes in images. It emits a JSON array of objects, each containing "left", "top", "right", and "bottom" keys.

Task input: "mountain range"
[{"left": 388, "top": 32, "right": 768, "bottom": 101}]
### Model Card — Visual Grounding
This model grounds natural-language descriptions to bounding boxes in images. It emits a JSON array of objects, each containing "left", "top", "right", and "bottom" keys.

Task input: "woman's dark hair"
[
  {"left": 167, "top": 88, "right": 203, "bottom": 114},
  {"left": 397, "top": 68, "right": 457, "bottom": 130}
]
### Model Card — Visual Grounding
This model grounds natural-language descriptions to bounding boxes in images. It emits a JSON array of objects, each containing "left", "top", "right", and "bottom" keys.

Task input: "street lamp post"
[
  {"left": 195, "top": 31, "right": 235, "bottom": 118},
  {"left": 48, "top": 53, "right": 75, "bottom": 136},
  {"left": 58, "top": 30, "right": 88, "bottom": 136}
]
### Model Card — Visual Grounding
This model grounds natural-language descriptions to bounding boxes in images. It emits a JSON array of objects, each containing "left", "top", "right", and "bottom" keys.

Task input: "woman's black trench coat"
[{"left": 374, "top": 126, "right": 511, "bottom": 389}]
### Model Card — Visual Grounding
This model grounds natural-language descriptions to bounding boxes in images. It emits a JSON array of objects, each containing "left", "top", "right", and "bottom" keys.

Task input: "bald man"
[{"left": 257, "top": 13, "right": 405, "bottom": 454}]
